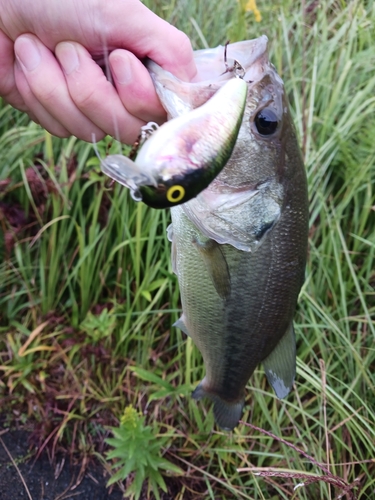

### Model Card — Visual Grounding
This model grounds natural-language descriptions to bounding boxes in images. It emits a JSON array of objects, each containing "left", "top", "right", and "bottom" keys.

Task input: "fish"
[
  {"left": 99, "top": 76, "right": 248, "bottom": 208},
  {"left": 149, "top": 36, "right": 309, "bottom": 430}
]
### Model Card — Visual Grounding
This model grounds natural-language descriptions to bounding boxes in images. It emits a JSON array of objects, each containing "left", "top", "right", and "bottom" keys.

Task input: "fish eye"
[
  {"left": 166, "top": 185, "right": 185, "bottom": 203},
  {"left": 254, "top": 108, "right": 279, "bottom": 136}
]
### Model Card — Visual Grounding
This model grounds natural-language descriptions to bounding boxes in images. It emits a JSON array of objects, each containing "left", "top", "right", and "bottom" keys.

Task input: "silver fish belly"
[{"left": 152, "top": 36, "right": 309, "bottom": 430}]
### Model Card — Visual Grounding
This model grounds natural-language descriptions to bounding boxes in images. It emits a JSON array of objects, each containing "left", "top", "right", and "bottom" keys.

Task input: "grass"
[{"left": 1, "top": 0, "right": 375, "bottom": 498}]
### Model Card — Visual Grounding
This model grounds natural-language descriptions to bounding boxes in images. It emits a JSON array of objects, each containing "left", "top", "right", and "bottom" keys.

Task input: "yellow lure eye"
[{"left": 166, "top": 185, "right": 185, "bottom": 203}]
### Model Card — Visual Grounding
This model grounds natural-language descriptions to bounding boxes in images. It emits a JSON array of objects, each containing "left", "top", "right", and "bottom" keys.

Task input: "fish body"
[
  {"left": 99, "top": 77, "right": 248, "bottom": 208},
  {"left": 151, "top": 37, "right": 309, "bottom": 430}
]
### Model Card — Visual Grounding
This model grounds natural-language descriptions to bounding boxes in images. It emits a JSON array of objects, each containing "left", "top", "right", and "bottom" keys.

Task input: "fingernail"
[
  {"left": 15, "top": 37, "right": 41, "bottom": 72},
  {"left": 110, "top": 56, "right": 132, "bottom": 84},
  {"left": 56, "top": 42, "right": 79, "bottom": 75}
]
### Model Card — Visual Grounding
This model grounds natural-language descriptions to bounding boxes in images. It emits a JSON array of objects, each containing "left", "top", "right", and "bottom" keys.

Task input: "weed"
[
  {"left": 80, "top": 308, "right": 116, "bottom": 345},
  {"left": 106, "top": 405, "right": 182, "bottom": 500}
]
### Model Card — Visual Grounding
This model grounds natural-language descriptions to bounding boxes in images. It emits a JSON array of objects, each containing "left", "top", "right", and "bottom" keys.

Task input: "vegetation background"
[{"left": 0, "top": 0, "right": 374, "bottom": 498}]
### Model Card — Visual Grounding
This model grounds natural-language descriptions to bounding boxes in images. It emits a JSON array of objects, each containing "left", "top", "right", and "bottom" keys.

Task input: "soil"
[{"left": 0, "top": 427, "right": 123, "bottom": 500}]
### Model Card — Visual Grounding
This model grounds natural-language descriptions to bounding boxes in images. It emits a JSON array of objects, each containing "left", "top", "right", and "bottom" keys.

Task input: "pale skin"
[{"left": 0, "top": 0, "right": 197, "bottom": 143}]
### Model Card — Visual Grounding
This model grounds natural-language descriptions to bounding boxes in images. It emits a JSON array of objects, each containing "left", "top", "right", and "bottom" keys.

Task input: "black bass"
[{"left": 150, "top": 36, "right": 309, "bottom": 430}]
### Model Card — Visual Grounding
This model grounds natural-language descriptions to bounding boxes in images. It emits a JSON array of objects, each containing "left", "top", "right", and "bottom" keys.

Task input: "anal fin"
[{"left": 263, "top": 322, "right": 296, "bottom": 399}]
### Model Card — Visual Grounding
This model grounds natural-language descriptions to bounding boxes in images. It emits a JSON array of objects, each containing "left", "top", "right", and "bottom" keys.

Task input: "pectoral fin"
[
  {"left": 192, "top": 237, "right": 231, "bottom": 300},
  {"left": 166, "top": 224, "right": 173, "bottom": 243},
  {"left": 173, "top": 314, "right": 190, "bottom": 337},
  {"left": 263, "top": 322, "right": 296, "bottom": 399},
  {"left": 167, "top": 224, "right": 177, "bottom": 274}
]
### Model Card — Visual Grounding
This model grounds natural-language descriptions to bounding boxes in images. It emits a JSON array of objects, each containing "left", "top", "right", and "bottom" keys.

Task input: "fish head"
[
  {"left": 100, "top": 37, "right": 294, "bottom": 213},
  {"left": 150, "top": 36, "right": 301, "bottom": 250},
  {"left": 148, "top": 35, "right": 291, "bottom": 187}
]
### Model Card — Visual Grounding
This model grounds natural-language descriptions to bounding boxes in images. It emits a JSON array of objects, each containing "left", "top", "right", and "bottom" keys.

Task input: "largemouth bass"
[{"left": 149, "top": 36, "right": 309, "bottom": 430}]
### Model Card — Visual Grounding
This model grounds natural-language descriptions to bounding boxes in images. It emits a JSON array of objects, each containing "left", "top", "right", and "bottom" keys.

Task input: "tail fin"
[{"left": 192, "top": 381, "right": 244, "bottom": 431}]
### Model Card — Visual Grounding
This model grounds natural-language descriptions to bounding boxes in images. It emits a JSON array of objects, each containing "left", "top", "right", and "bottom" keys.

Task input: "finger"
[
  {"left": 146, "top": 26, "right": 196, "bottom": 82},
  {"left": 13, "top": 59, "right": 70, "bottom": 137},
  {"left": 109, "top": 49, "right": 166, "bottom": 123},
  {"left": 55, "top": 41, "right": 147, "bottom": 144},
  {"left": 0, "top": 29, "right": 27, "bottom": 111},
  {"left": 14, "top": 34, "right": 105, "bottom": 141},
  {"left": 99, "top": 1, "right": 197, "bottom": 82}
]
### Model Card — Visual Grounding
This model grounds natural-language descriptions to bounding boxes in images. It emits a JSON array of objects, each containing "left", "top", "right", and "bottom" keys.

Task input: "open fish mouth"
[{"left": 147, "top": 35, "right": 271, "bottom": 116}]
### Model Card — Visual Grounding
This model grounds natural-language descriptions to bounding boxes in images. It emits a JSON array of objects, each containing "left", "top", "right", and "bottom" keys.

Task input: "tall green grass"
[{"left": 1, "top": 0, "right": 374, "bottom": 498}]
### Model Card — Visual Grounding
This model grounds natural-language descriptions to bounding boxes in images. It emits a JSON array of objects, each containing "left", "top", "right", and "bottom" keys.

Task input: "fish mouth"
[
  {"left": 147, "top": 36, "right": 270, "bottom": 118},
  {"left": 192, "top": 35, "right": 269, "bottom": 83}
]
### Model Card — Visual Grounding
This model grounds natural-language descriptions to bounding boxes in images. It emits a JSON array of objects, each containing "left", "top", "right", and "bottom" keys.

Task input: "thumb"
[{"left": 100, "top": 0, "right": 197, "bottom": 81}]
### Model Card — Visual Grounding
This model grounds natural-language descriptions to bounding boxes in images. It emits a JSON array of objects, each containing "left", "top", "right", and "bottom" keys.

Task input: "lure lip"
[{"left": 100, "top": 154, "right": 156, "bottom": 190}]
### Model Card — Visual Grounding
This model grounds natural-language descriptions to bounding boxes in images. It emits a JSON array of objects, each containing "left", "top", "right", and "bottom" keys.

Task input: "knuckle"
[
  {"left": 72, "top": 85, "right": 98, "bottom": 110},
  {"left": 34, "top": 83, "right": 63, "bottom": 105}
]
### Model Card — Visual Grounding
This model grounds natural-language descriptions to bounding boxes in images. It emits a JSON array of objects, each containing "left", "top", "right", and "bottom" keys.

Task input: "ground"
[{"left": 0, "top": 426, "right": 123, "bottom": 500}]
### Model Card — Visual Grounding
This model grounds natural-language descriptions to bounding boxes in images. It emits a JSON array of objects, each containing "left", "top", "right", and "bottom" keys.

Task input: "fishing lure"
[{"left": 97, "top": 77, "right": 248, "bottom": 209}]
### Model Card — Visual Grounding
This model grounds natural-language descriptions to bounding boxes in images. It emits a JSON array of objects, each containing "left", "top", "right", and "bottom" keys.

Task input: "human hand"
[{"left": 0, "top": 0, "right": 196, "bottom": 143}]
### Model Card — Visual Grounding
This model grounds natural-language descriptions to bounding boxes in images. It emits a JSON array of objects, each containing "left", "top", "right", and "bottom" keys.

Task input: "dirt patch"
[{"left": 0, "top": 428, "right": 122, "bottom": 500}]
